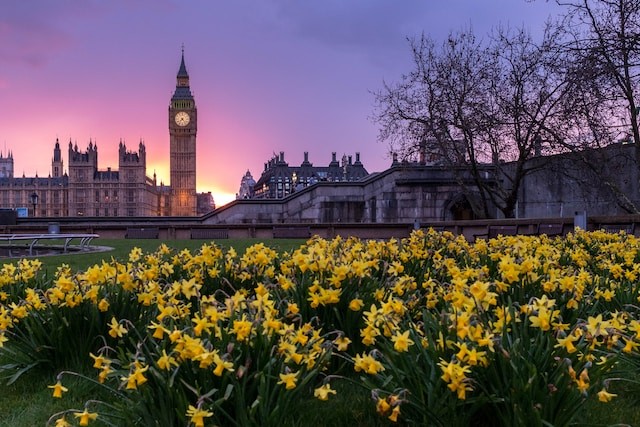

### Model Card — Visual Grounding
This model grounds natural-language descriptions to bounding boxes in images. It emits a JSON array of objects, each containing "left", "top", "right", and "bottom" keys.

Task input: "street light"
[
  {"left": 291, "top": 171, "right": 297, "bottom": 193},
  {"left": 30, "top": 192, "right": 38, "bottom": 217}
]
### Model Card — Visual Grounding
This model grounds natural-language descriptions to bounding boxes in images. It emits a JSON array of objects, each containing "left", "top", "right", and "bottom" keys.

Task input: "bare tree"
[
  {"left": 551, "top": 0, "right": 640, "bottom": 213},
  {"left": 373, "top": 24, "right": 569, "bottom": 218}
]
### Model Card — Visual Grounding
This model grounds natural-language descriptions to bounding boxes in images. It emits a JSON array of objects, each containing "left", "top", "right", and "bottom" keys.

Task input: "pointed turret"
[
  {"left": 52, "top": 138, "right": 63, "bottom": 177},
  {"left": 172, "top": 48, "right": 194, "bottom": 102},
  {"left": 177, "top": 46, "right": 189, "bottom": 79},
  {"left": 174, "top": 46, "right": 192, "bottom": 91},
  {"left": 53, "top": 139, "right": 61, "bottom": 161},
  {"left": 0, "top": 145, "right": 14, "bottom": 178}
]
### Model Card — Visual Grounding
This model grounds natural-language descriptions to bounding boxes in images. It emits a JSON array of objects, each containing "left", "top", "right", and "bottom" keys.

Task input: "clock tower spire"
[{"left": 169, "top": 47, "right": 197, "bottom": 216}]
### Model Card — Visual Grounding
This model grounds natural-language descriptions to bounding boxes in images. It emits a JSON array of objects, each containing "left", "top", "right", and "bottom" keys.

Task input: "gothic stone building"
[
  {"left": 0, "top": 138, "right": 159, "bottom": 217},
  {"left": 0, "top": 147, "right": 68, "bottom": 217},
  {"left": 0, "top": 51, "right": 208, "bottom": 217},
  {"left": 67, "top": 139, "right": 159, "bottom": 217},
  {"left": 243, "top": 151, "right": 368, "bottom": 199}
]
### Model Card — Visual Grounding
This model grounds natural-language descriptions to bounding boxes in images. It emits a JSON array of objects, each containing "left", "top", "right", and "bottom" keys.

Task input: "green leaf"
[{"left": 3, "top": 361, "right": 42, "bottom": 385}]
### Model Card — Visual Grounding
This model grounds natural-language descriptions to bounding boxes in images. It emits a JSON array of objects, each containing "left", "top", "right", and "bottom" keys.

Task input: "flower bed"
[{"left": 1, "top": 229, "right": 639, "bottom": 426}]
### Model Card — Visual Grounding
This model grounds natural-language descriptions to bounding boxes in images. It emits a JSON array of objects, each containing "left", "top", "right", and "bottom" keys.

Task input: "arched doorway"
[{"left": 443, "top": 193, "right": 477, "bottom": 221}]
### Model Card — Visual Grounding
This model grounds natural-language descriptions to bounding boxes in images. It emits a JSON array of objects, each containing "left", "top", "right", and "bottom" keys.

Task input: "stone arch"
[{"left": 442, "top": 192, "right": 478, "bottom": 221}]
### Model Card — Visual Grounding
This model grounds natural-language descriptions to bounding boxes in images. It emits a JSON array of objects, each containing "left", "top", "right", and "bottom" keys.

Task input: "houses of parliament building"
[{"left": 0, "top": 51, "right": 214, "bottom": 218}]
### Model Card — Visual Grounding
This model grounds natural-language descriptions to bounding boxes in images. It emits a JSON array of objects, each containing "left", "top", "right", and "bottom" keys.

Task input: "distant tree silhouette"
[
  {"left": 373, "top": 24, "right": 568, "bottom": 218},
  {"left": 374, "top": 0, "right": 640, "bottom": 217},
  {"left": 549, "top": 0, "right": 640, "bottom": 213}
]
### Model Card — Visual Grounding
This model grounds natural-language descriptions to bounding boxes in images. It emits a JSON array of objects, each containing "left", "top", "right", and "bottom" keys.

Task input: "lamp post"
[
  {"left": 291, "top": 171, "right": 297, "bottom": 194},
  {"left": 30, "top": 192, "right": 38, "bottom": 217}
]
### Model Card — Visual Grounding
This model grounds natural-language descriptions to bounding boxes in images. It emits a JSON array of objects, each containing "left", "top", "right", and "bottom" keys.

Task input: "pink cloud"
[
  {"left": 0, "top": 2, "right": 103, "bottom": 68},
  {"left": 0, "top": 21, "right": 71, "bottom": 67}
]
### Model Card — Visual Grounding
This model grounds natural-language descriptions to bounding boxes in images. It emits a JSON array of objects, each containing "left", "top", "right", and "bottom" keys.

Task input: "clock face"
[{"left": 175, "top": 111, "right": 190, "bottom": 127}]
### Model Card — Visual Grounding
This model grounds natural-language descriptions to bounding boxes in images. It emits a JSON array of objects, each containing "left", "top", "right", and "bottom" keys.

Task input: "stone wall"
[
  {"left": 206, "top": 144, "right": 640, "bottom": 225},
  {"left": 206, "top": 165, "right": 491, "bottom": 224},
  {"left": 518, "top": 143, "right": 640, "bottom": 218}
]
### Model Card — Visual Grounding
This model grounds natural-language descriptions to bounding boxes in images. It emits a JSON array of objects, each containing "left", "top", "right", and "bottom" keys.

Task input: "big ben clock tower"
[{"left": 169, "top": 48, "right": 197, "bottom": 216}]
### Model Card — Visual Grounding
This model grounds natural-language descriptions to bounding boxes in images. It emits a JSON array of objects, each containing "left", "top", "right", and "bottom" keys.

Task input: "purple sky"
[{"left": 0, "top": 0, "right": 560, "bottom": 206}]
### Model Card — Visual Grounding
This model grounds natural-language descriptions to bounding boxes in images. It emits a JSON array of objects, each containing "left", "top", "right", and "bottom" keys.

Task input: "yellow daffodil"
[
  {"left": 388, "top": 405, "right": 401, "bottom": 422},
  {"left": 148, "top": 321, "right": 169, "bottom": 339},
  {"left": 354, "top": 353, "right": 385, "bottom": 375},
  {"left": 232, "top": 318, "right": 252, "bottom": 342},
  {"left": 97, "top": 298, "right": 109, "bottom": 312},
  {"left": 74, "top": 409, "right": 98, "bottom": 426},
  {"left": 48, "top": 381, "right": 68, "bottom": 398},
  {"left": 129, "top": 247, "right": 143, "bottom": 262},
  {"left": 0, "top": 333, "right": 8, "bottom": 348},
  {"left": 376, "top": 397, "right": 391, "bottom": 415},
  {"left": 9, "top": 303, "right": 27, "bottom": 319},
  {"left": 348, "top": 298, "right": 364, "bottom": 311},
  {"left": 438, "top": 359, "right": 473, "bottom": 400},
  {"left": 597, "top": 388, "right": 617, "bottom": 402},
  {"left": 212, "top": 353, "right": 234, "bottom": 376},
  {"left": 286, "top": 302, "right": 300, "bottom": 316},
  {"left": 555, "top": 333, "right": 579, "bottom": 353},
  {"left": 186, "top": 405, "right": 213, "bottom": 427},
  {"left": 388, "top": 261, "right": 405, "bottom": 276},
  {"left": 334, "top": 336, "right": 352, "bottom": 351},
  {"left": 621, "top": 338, "right": 639, "bottom": 353},
  {"left": 391, "top": 330, "right": 414, "bottom": 352},
  {"left": 122, "top": 361, "right": 149, "bottom": 390},
  {"left": 575, "top": 368, "right": 589, "bottom": 393},
  {"left": 529, "top": 306, "right": 556, "bottom": 331},
  {"left": 54, "top": 417, "right": 72, "bottom": 427},
  {"left": 313, "top": 383, "right": 337, "bottom": 400},
  {"left": 278, "top": 371, "right": 299, "bottom": 390},
  {"left": 157, "top": 350, "right": 178, "bottom": 370},
  {"left": 192, "top": 314, "right": 214, "bottom": 336},
  {"left": 98, "top": 364, "right": 113, "bottom": 384},
  {"left": 108, "top": 317, "right": 127, "bottom": 338},
  {"left": 89, "top": 352, "right": 107, "bottom": 369}
]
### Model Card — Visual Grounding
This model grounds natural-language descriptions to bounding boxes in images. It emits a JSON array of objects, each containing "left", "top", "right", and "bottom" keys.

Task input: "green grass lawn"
[
  {"left": 0, "top": 238, "right": 305, "bottom": 273},
  {"left": 0, "top": 366, "right": 390, "bottom": 427},
  {"left": 1, "top": 358, "right": 638, "bottom": 427},
  {"left": 0, "top": 367, "right": 103, "bottom": 427}
]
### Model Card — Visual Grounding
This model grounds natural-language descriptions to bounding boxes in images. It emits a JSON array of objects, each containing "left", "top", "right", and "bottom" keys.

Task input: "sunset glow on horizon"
[{"left": 1, "top": 1, "right": 560, "bottom": 209}]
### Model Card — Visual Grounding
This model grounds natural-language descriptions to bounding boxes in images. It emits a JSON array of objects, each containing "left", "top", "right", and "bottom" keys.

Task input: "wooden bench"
[
  {"left": 273, "top": 226, "right": 311, "bottom": 239},
  {"left": 600, "top": 223, "right": 635, "bottom": 235},
  {"left": 536, "top": 223, "right": 564, "bottom": 237},
  {"left": 190, "top": 228, "right": 229, "bottom": 239},
  {"left": 474, "top": 225, "right": 519, "bottom": 240},
  {"left": 125, "top": 227, "right": 159, "bottom": 239},
  {"left": 419, "top": 225, "right": 446, "bottom": 232},
  {"left": 488, "top": 225, "right": 518, "bottom": 239}
]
